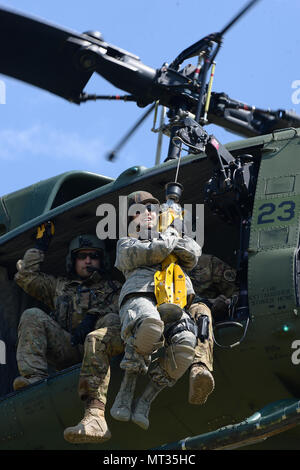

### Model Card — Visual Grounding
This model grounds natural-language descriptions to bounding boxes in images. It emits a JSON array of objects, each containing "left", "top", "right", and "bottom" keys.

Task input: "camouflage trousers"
[
  {"left": 17, "top": 308, "right": 124, "bottom": 408},
  {"left": 78, "top": 313, "right": 124, "bottom": 406},
  {"left": 189, "top": 302, "right": 214, "bottom": 372},
  {"left": 119, "top": 296, "right": 198, "bottom": 387},
  {"left": 16, "top": 308, "right": 83, "bottom": 378},
  {"left": 119, "top": 295, "right": 162, "bottom": 375}
]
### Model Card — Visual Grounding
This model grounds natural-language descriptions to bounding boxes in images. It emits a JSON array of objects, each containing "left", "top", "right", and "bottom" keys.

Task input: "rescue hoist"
[{"left": 154, "top": 181, "right": 188, "bottom": 323}]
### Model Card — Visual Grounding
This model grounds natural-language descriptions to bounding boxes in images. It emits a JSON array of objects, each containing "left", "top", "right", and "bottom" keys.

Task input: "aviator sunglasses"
[
  {"left": 143, "top": 204, "right": 160, "bottom": 213},
  {"left": 75, "top": 251, "right": 101, "bottom": 260}
]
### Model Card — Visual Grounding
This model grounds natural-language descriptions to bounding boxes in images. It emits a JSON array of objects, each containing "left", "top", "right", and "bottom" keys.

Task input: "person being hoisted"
[{"left": 110, "top": 187, "right": 201, "bottom": 430}]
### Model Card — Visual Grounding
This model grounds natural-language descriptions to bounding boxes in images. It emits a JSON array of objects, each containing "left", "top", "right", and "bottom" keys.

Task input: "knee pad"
[
  {"left": 173, "top": 330, "right": 197, "bottom": 348},
  {"left": 20, "top": 307, "right": 46, "bottom": 324},
  {"left": 160, "top": 344, "right": 195, "bottom": 381},
  {"left": 134, "top": 317, "right": 164, "bottom": 355},
  {"left": 164, "top": 316, "right": 197, "bottom": 347}
]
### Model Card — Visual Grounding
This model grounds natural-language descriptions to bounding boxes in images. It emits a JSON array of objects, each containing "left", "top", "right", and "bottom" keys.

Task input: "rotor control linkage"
[
  {"left": 78, "top": 93, "right": 137, "bottom": 103},
  {"left": 171, "top": 115, "right": 236, "bottom": 190},
  {"left": 208, "top": 92, "right": 300, "bottom": 137}
]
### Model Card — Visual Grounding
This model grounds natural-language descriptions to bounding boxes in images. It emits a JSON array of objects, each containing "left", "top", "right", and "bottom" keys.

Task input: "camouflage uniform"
[
  {"left": 115, "top": 225, "right": 201, "bottom": 384},
  {"left": 189, "top": 253, "right": 238, "bottom": 373},
  {"left": 78, "top": 312, "right": 123, "bottom": 406},
  {"left": 190, "top": 253, "right": 238, "bottom": 302},
  {"left": 14, "top": 247, "right": 122, "bottom": 404},
  {"left": 109, "top": 224, "right": 201, "bottom": 430}
]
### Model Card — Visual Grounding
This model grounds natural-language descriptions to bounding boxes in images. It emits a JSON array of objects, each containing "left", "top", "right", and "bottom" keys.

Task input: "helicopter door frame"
[{"left": 248, "top": 128, "right": 300, "bottom": 320}]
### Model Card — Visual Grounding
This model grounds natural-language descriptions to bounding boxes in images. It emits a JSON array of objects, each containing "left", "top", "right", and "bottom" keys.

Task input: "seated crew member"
[
  {"left": 188, "top": 253, "right": 239, "bottom": 404},
  {"left": 110, "top": 190, "right": 201, "bottom": 430},
  {"left": 14, "top": 226, "right": 122, "bottom": 443}
]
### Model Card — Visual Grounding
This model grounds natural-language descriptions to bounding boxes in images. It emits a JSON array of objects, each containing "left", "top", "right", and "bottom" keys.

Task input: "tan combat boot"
[
  {"left": 13, "top": 375, "right": 44, "bottom": 391},
  {"left": 64, "top": 399, "right": 111, "bottom": 444},
  {"left": 188, "top": 363, "right": 215, "bottom": 405}
]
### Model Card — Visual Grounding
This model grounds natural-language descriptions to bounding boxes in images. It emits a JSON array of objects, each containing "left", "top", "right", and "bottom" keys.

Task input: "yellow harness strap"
[
  {"left": 154, "top": 206, "right": 187, "bottom": 311},
  {"left": 154, "top": 253, "right": 187, "bottom": 310}
]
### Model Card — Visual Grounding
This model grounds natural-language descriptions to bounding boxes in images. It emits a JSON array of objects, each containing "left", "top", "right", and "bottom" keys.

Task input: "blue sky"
[{"left": 0, "top": 0, "right": 299, "bottom": 196}]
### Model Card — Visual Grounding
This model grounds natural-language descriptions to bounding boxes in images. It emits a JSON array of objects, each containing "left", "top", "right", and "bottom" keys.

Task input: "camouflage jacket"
[
  {"left": 14, "top": 248, "right": 121, "bottom": 332},
  {"left": 115, "top": 227, "right": 201, "bottom": 307},
  {"left": 190, "top": 253, "right": 238, "bottom": 302}
]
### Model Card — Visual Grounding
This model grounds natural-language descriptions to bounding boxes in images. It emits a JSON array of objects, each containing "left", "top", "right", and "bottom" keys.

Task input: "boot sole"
[
  {"left": 189, "top": 372, "right": 215, "bottom": 405},
  {"left": 13, "top": 382, "right": 30, "bottom": 391},
  {"left": 13, "top": 377, "right": 44, "bottom": 391},
  {"left": 131, "top": 414, "right": 149, "bottom": 430},
  {"left": 64, "top": 431, "right": 111, "bottom": 444}
]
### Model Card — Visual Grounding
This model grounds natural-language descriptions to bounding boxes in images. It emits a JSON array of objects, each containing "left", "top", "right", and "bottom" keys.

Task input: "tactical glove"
[
  {"left": 169, "top": 217, "right": 185, "bottom": 237},
  {"left": 211, "top": 295, "right": 231, "bottom": 321},
  {"left": 139, "top": 228, "right": 160, "bottom": 240},
  {"left": 34, "top": 221, "right": 55, "bottom": 251},
  {"left": 71, "top": 313, "right": 98, "bottom": 346}
]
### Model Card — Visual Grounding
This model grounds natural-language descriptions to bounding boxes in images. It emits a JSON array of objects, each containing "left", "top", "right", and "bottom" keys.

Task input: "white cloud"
[{"left": 0, "top": 125, "right": 106, "bottom": 164}]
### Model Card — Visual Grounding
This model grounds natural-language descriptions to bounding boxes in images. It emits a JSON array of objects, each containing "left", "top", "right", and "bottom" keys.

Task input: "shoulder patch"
[{"left": 223, "top": 269, "right": 236, "bottom": 282}]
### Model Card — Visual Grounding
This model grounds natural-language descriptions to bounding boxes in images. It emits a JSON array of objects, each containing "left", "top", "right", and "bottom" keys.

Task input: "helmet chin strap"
[
  {"left": 85, "top": 267, "right": 120, "bottom": 294},
  {"left": 86, "top": 266, "right": 108, "bottom": 278},
  {"left": 86, "top": 266, "right": 99, "bottom": 273}
]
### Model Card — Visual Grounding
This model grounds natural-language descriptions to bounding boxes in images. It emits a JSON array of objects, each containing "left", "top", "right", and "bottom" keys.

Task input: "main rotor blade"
[
  {"left": 107, "top": 104, "right": 155, "bottom": 161},
  {"left": 0, "top": 6, "right": 96, "bottom": 103},
  {"left": 170, "top": 0, "right": 261, "bottom": 68},
  {"left": 220, "top": 0, "right": 261, "bottom": 36}
]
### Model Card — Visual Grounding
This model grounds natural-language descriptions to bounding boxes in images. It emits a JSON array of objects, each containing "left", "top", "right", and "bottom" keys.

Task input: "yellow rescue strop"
[{"left": 154, "top": 209, "right": 187, "bottom": 311}]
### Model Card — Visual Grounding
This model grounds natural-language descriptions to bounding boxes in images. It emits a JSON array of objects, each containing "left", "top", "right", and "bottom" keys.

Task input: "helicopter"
[{"left": 1, "top": 0, "right": 300, "bottom": 451}]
